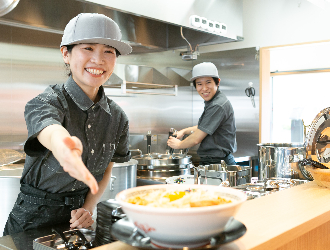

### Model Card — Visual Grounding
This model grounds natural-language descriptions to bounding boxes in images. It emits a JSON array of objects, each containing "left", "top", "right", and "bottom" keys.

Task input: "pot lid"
[{"left": 305, "top": 107, "right": 330, "bottom": 163}]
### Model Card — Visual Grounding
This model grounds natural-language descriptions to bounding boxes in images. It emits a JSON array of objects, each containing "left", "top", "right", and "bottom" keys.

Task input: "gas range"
[
  {"left": 33, "top": 228, "right": 95, "bottom": 250},
  {"left": 234, "top": 178, "right": 308, "bottom": 200}
]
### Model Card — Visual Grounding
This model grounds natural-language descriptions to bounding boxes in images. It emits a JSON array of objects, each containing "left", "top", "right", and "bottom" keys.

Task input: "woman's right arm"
[{"left": 37, "top": 124, "right": 99, "bottom": 194}]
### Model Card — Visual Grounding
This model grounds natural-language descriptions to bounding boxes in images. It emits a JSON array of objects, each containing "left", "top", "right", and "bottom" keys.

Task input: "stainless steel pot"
[
  {"left": 0, "top": 164, "right": 24, "bottom": 236},
  {"left": 258, "top": 143, "right": 306, "bottom": 180},
  {"left": 133, "top": 153, "right": 192, "bottom": 168},
  {"left": 99, "top": 159, "right": 137, "bottom": 201},
  {"left": 194, "top": 164, "right": 251, "bottom": 187}
]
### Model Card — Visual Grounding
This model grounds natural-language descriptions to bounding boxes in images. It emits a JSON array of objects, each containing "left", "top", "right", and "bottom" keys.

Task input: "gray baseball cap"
[
  {"left": 191, "top": 62, "right": 219, "bottom": 82},
  {"left": 60, "top": 13, "right": 132, "bottom": 55}
]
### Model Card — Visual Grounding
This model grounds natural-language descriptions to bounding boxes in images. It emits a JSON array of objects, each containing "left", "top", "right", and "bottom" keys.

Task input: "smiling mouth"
[{"left": 86, "top": 68, "right": 104, "bottom": 75}]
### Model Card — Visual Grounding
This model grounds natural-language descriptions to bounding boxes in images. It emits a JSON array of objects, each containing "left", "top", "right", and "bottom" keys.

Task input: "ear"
[
  {"left": 60, "top": 46, "right": 70, "bottom": 64},
  {"left": 218, "top": 78, "right": 221, "bottom": 86}
]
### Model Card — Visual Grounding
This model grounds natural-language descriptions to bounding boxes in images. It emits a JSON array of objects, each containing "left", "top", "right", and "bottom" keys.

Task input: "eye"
[
  {"left": 105, "top": 49, "right": 116, "bottom": 55},
  {"left": 84, "top": 47, "right": 93, "bottom": 51}
]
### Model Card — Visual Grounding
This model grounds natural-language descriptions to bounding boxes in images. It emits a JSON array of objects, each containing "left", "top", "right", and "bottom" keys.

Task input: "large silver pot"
[
  {"left": 133, "top": 153, "right": 192, "bottom": 168},
  {"left": 0, "top": 164, "right": 24, "bottom": 236},
  {"left": 258, "top": 143, "right": 306, "bottom": 180},
  {"left": 99, "top": 159, "right": 137, "bottom": 201}
]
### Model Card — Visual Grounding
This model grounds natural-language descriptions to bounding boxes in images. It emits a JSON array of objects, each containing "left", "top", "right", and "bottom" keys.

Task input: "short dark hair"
[
  {"left": 193, "top": 77, "right": 220, "bottom": 88},
  {"left": 64, "top": 44, "right": 121, "bottom": 76}
]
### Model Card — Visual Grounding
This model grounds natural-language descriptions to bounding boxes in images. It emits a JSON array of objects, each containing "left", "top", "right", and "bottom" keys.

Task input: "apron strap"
[{"left": 20, "top": 183, "right": 88, "bottom": 209}]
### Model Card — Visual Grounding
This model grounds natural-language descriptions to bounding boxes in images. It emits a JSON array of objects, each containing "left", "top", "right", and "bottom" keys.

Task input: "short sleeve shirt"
[
  {"left": 21, "top": 76, "right": 130, "bottom": 193},
  {"left": 197, "top": 89, "right": 237, "bottom": 158}
]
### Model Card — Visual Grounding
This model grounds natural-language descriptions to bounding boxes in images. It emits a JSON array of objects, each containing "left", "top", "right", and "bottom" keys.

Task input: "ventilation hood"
[
  {"left": 103, "top": 64, "right": 191, "bottom": 95},
  {"left": 0, "top": 0, "right": 243, "bottom": 54}
]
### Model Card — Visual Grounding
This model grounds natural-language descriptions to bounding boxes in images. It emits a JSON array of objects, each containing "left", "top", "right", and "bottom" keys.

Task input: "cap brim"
[
  {"left": 190, "top": 74, "right": 219, "bottom": 82},
  {"left": 61, "top": 37, "right": 132, "bottom": 55}
]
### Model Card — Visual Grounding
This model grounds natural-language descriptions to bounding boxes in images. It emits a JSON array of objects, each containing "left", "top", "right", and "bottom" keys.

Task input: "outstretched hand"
[{"left": 62, "top": 137, "right": 99, "bottom": 194}]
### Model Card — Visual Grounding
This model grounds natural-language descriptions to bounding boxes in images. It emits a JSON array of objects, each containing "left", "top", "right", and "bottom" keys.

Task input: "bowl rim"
[{"left": 115, "top": 184, "right": 247, "bottom": 213}]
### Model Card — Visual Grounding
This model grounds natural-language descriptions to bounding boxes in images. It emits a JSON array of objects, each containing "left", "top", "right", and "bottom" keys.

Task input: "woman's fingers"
[
  {"left": 62, "top": 137, "right": 99, "bottom": 194},
  {"left": 70, "top": 208, "right": 94, "bottom": 229}
]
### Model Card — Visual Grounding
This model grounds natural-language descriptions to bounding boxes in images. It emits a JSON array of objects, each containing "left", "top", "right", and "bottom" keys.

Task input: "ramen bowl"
[{"left": 115, "top": 184, "right": 247, "bottom": 248}]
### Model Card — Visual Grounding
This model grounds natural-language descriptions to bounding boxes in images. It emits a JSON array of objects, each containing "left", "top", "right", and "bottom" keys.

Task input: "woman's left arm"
[{"left": 70, "top": 162, "right": 114, "bottom": 229}]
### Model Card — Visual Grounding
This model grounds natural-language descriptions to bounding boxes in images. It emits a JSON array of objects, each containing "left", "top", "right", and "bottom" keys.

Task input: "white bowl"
[{"left": 115, "top": 184, "right": 247, "bottom": 248}]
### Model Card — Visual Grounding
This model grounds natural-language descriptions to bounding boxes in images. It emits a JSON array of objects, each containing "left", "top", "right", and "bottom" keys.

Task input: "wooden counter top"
[{"left": 94, "top": 181, "right": 330, "bottom": 250}]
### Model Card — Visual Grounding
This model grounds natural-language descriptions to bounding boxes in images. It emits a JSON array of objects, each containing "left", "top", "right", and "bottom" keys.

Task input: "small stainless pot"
[{"left": 258, "top": 143, "right": 306, "bottom": 180}]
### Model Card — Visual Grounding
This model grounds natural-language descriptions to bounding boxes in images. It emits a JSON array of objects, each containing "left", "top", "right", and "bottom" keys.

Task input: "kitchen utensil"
[
  {"left": 305, "top": 107, "right": 330, "bottom": 164},
  {"left": 52, "top": 228, "right": 78, "bottom": 250},
  {"left": 245, "top": 82, "right": 255, "bottom": 108},
  {"left": 169, "top": 130, "right": 177, "bottom": 155},
  {"left": 132, "top": 131, "right": 192, "bottom": 181},
  {"left": 194, "top": 164, "right": 251, "bottom": 187},
  {"left": 146, "top": 131, "right": 152, "bottom": 154},
  {"left": 72, "top": 230, "right": 95, "bottom": 249},
  {"left": 305, "top": 165, "right": 330, "bottom": 188},
  {"left": 258, "top": 143, "right": 306, "bottom": 180},
  {"left": 0, "top": 164, "right": 24, "bottom": 236},
  {"left": 165, "top": 128, "right": 175, "bottom": 154},
  {"left": 99, "top": 159, "right": 137, "bottom": 201}
]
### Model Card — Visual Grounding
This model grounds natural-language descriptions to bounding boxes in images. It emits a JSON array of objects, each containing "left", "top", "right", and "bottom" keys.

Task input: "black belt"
[{"left": 19, "top": 183, "right": 89, "bottom": 209}]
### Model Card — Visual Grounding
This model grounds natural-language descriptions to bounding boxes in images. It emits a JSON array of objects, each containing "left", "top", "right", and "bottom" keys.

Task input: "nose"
[
  {"left": 91, "top": 50, "right": 105, "bottom": 64},
  {"left": 201, "top": 84, "right": 208, "bottom": 91}
]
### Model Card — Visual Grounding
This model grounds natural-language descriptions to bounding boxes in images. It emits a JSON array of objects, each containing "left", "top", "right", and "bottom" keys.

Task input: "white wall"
[{"left": 200, "top": 0, "right": 330, "bottom": 53}]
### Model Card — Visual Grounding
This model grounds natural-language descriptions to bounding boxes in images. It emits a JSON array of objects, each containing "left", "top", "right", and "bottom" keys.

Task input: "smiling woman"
[{"left": 3, "top": 13, "right": 133, "bottom": 237}]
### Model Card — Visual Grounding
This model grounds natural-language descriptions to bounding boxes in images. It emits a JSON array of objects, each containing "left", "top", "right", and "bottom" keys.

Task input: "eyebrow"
[
  {"left": 196, "top": 80, "right": 212, "bottom": 84},
  {"left": 84, "top": 43, "right": 114, "bottom": 49}
]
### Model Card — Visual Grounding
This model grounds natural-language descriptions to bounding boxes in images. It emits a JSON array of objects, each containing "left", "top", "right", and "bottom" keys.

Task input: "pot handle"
[
  {"left": 130, "top": 149, "right": 142, "bottom": 157},
  {"left": 109, "top": 176, "right": 117, "bottom": 192}
]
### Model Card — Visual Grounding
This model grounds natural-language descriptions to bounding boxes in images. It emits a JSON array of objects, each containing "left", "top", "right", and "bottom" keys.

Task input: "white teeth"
[{"left": 86, "top": 68, "right": 104, "bottom": 75}]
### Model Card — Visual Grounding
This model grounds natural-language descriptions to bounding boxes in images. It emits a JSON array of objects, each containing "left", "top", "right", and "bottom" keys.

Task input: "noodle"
[{"left": 126, "top": 189, "right": 232, "bottom": 208}]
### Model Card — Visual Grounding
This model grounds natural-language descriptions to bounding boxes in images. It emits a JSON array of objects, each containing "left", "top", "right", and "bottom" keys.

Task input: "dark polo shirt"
[
  {"left": 22, "top": 76, "right": 130, "bottom": 193},
  {"left": 197, "top": 89, "right": 237, "bottom": 158}
]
